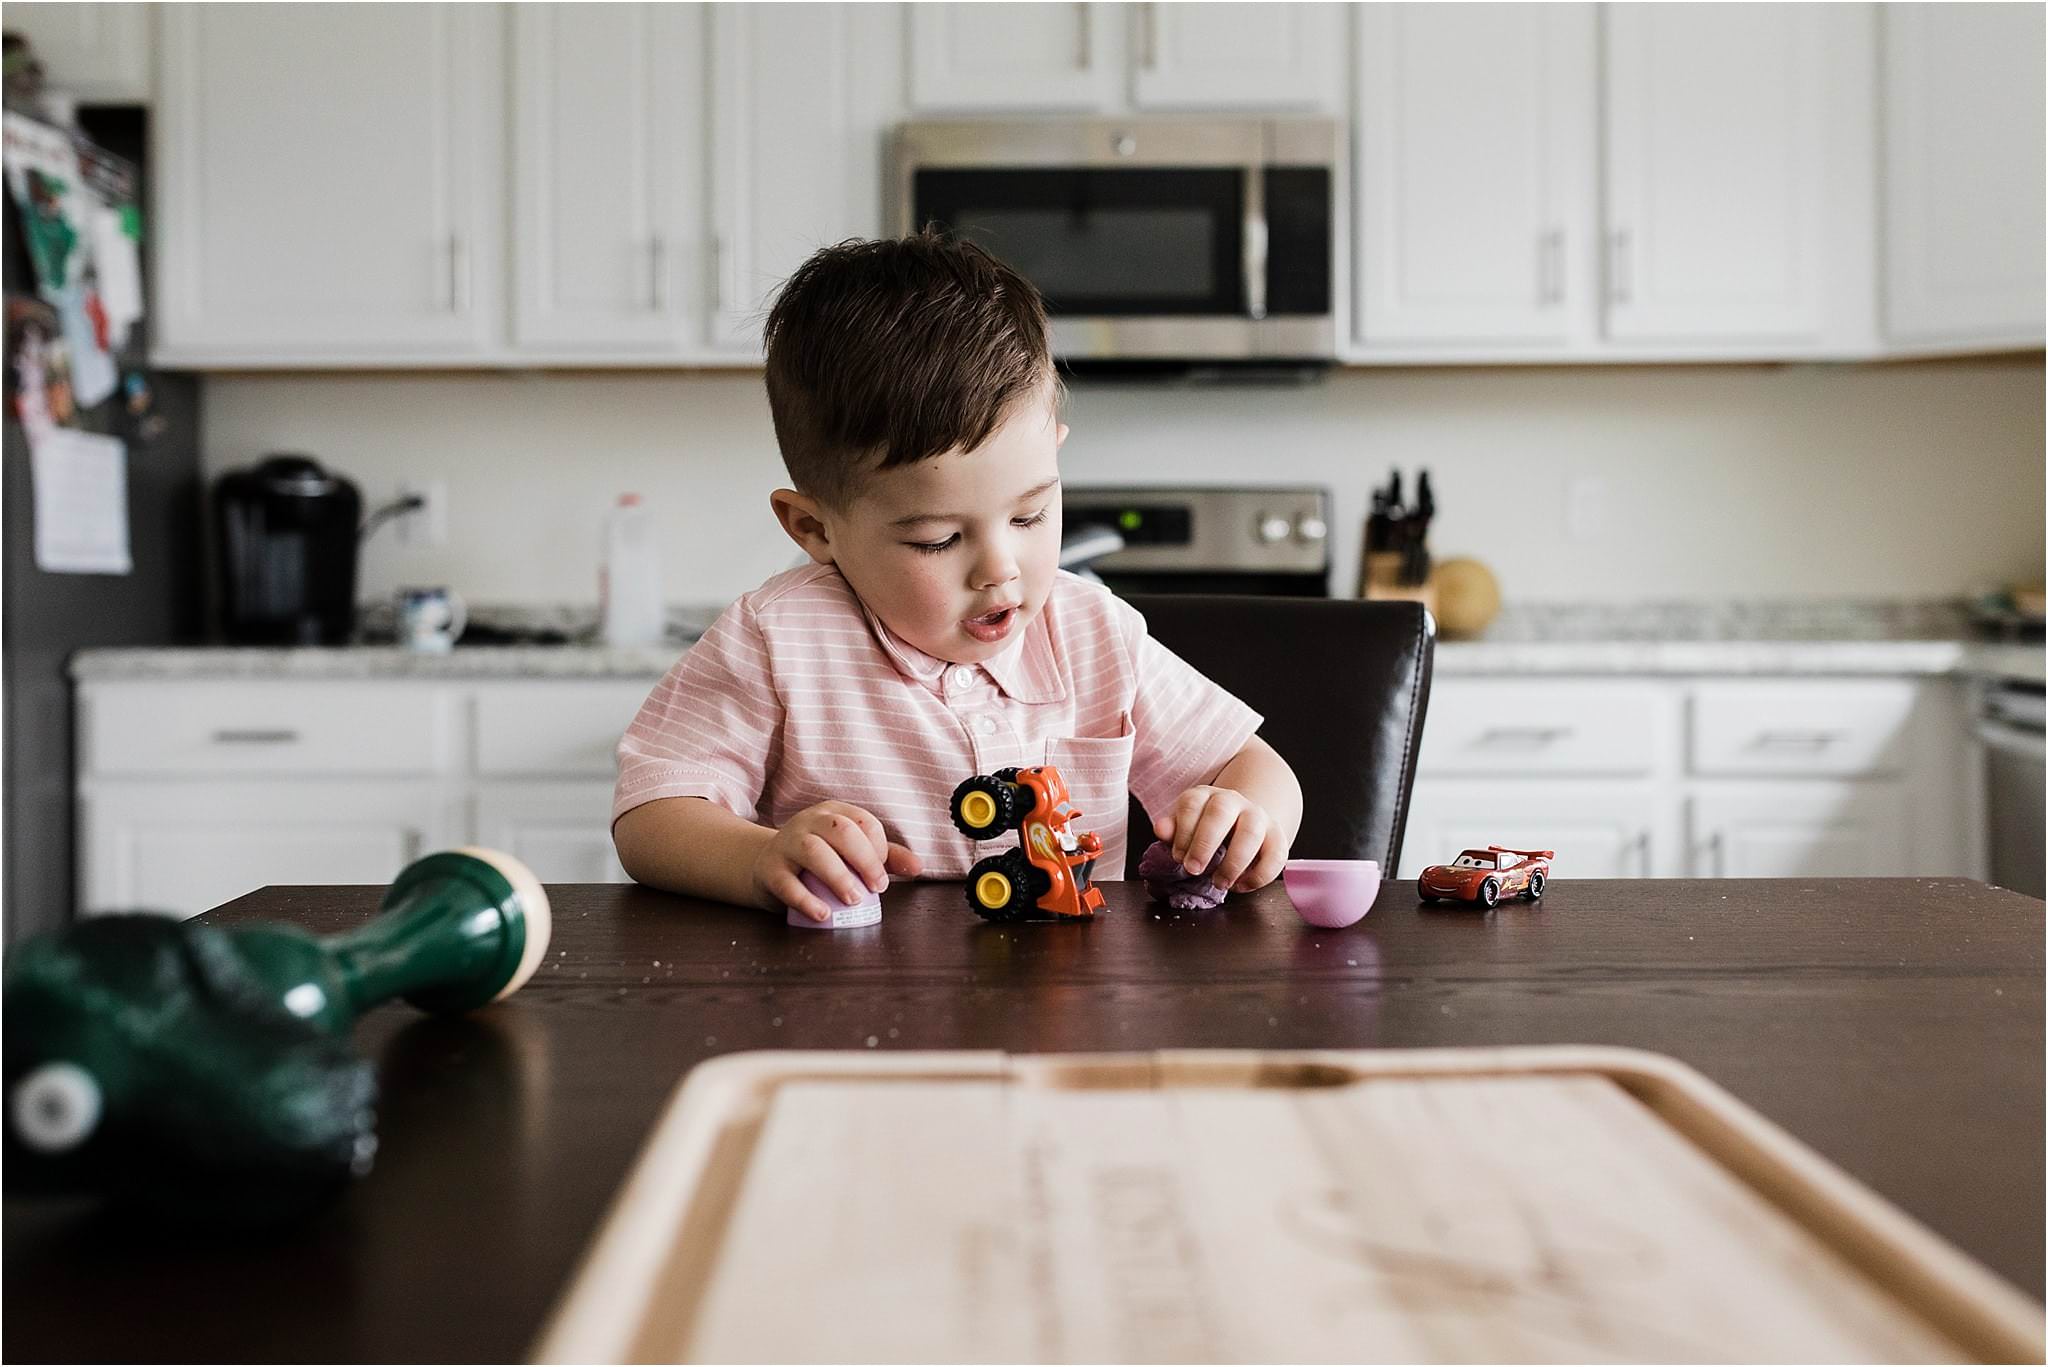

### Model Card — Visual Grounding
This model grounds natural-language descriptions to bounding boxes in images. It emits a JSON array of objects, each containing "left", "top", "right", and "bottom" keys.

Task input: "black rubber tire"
[
  {"left": 965, "top": 849, "right": 1039, "bottom": 922},
  {"left": 1527, "top": 872, "right": 1546, "bottom": 900},
  {"left": 950, "top": 775, "right": 1022, "bottom": 840},
  {"left": 1416, "top": 881, "right": 1439, "bottom": 904},
  {"left": 1478, "top": 878, "right": 1500, "bottom": 908}
]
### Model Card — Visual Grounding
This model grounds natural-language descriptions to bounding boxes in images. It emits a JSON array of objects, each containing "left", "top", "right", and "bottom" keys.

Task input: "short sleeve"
[
  {"left": 611, "top": 596, "right": 782, "bottom": 825},
  {"left": 1114, "top": 597, "right": 1264, "bottom": 817}
]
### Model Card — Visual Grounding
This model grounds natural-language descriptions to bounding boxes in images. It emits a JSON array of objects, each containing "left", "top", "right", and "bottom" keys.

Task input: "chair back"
[{"left": 1120, "top": 595, "right": 1435, "bottom": 873}]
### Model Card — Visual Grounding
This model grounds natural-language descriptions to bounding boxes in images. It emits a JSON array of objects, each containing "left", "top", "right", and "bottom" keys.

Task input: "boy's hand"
[
  {"left": 1154, "top": 786, "right": 1288, "bottom": 894},
  {"left": 755, "top": 801, "right": 922, "bottom": 922}
]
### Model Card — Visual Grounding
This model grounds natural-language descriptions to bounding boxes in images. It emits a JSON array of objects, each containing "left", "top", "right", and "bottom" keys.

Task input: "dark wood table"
[{"left": 7, "top": 877, "right": 2043, "bottom": 1362}]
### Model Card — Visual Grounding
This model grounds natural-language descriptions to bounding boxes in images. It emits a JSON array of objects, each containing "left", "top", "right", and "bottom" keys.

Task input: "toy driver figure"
[{"left": 1051, "top": 799, "right": 1102, "bottom": 890}]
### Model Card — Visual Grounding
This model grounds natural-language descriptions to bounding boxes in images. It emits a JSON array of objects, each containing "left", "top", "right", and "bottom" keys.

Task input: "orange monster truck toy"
[{"left": 949, "top": 766, "right": 1107, "bottom": 923}]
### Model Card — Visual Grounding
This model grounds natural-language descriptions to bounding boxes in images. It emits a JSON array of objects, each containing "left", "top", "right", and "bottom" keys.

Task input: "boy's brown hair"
[{"left": 763, "top": 231, "right": 1057, "bottom": 507}]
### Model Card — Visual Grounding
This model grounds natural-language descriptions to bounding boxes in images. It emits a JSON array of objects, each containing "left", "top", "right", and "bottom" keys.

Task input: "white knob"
[
  {"left": 1295, "top": 515, "right": 1328, "bottom": 544},
  {"left": 1257, "top": 514, "right": 1292, "bottom": 544},
  {"left": 1114, "top": 133, "right": 1137, "bottom": 157}
]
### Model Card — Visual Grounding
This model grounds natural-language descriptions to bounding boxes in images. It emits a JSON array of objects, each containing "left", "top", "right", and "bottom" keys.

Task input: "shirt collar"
[{"left": 861, "top": 598, "right": 1067, "bottom": 704}]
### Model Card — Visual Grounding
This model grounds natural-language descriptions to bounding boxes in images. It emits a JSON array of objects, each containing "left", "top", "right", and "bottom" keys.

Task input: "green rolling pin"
[{"left": 4, "top": 847, "right": 551, "bottom": 1225}]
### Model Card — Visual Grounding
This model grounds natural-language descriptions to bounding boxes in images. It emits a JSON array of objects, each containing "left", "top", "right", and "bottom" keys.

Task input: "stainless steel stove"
[{"left": 1061, "top": 486, "right": 1330, "bottom": 597}]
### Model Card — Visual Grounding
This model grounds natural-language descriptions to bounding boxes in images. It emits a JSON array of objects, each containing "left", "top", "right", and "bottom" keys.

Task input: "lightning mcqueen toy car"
[{"left": 1417, "top": 846, "right": 1553, "bottom": 907}]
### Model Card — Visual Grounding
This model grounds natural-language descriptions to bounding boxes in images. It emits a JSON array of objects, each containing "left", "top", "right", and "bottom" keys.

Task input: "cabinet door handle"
[
  {"left": 1478, "top": 725, "right": 1574, "bottom": 746},
  {"left": 649, "top": 236, "right": 667, "bottom": 312},
  {"left": 1749, "top": 729, "right": 1846, "bottom": 749},
  {"left": 711, "top": 235, "right": 725, "bottom": 313},
  {"left": 1631, "top": 829, "right": 1652, "bottom": 877},
  {"left": 1608, "top": 228, "right": 1632, "bottom": 306},
  {"left": 445, "top": 236, "right": 471, "bottom": 314},
  {"left": 1143, "top": 3, "right": 1159, "bottom": 70},
  {"left": 1700, "top": 830, "right": 1726, "bottom": 877},
  {"left": 211, "top": 729, "right": 301, "bottom": 745},
  {"left": 1075, "top": 2, "right": 1091, "bottom": 69},
  {"left": 1540, "top": 228, "right": 1564, "bottom": 306}
]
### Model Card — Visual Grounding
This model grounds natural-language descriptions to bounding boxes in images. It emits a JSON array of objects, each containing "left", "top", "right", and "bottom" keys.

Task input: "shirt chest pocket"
[{"left": 1044, "top": 727, "right": 1137, "bottom": 880}]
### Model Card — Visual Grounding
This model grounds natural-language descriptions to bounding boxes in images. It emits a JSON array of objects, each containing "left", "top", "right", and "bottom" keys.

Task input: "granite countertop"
[{"left": 69, "top": 599, "right": 2045, "bottom": 683}]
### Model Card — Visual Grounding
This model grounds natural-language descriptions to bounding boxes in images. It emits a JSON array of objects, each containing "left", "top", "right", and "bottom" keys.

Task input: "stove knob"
[
  {"left": 1294, "top": 515, "right": 1328, "bottom": 544},
  {"left": 1257, "top": 514, "right": 1292, "bottom": 544},
  {"left": 1113, "top": 133, "right": 1138, "bottom": 158}
]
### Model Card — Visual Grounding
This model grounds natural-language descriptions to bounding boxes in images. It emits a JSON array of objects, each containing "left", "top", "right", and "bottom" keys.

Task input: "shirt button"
[
  {"left": 950, "top": 666, "right": 977, "bottom": 689},
  {"left": 977, "top": 715, "right": 999, "bottom": 735}
]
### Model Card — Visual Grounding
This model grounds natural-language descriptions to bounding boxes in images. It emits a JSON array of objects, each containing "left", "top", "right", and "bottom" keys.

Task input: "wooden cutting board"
[{"left": 533, "top": 1048, "right": 2044, "bottom": 1363}]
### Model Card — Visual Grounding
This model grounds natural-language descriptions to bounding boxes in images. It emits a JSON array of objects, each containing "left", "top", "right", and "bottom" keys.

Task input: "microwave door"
[{"left": 912, "top": 167, "right": 1246, "bottom": 320}]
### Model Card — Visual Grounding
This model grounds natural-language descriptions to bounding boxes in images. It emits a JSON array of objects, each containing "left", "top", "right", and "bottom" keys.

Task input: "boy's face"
[{"left": 773, "top": 389, "right": 1069, "bottom": 665}]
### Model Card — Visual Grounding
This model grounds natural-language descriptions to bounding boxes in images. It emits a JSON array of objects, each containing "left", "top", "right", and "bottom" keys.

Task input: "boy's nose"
[{"left": 971, "top": 548, "right": 1020, "bottom": 590}]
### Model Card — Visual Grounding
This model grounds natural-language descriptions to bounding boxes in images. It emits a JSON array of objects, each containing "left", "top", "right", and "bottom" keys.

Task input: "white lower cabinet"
[
  {"left": 1685, "top": 782, "right": 1910, "bottom": 879},
  {"left": 83, "top": 781, "right": 458, "bottom": 919},
  {"left": 1403, "top": 675, "right": 1969, "bottom": 882},
  {"left": 78, "top": 678, "right": 646, "bottom": 918},
  {"left": 475, "top": 783, "right": 632, "bottom": 884},
  {"left": 1400, "top": 781, "right": 1669, "bottom": 879}
]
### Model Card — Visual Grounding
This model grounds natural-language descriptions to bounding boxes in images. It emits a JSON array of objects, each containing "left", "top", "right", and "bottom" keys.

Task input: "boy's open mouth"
[{"left": 961, "top": 605, "right": 1017, "bottom": 643}]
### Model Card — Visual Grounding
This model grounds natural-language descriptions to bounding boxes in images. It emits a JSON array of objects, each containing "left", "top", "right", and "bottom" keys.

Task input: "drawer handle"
[
  {"left": 1478, "top": 726, "right": 1574, "bottom": 746},
  {"left": 1748, "top": 730, "right": 1846, "bottom": 750},
  {"left": 211, "top": 729, "right": 302, "bottom": 745}
]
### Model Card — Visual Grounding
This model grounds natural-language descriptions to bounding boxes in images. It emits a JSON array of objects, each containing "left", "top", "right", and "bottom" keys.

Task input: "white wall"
[{"left": 201, "top": 357, "right": 2045, "bottom": 609}]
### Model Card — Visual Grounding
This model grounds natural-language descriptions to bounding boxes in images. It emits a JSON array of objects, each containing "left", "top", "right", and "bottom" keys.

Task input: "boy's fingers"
[
  {"left": 1152, "top": 812, "right": 1176, "bottom": 842},
  {"left": 819, "top": 816, "right": 889, "bottom": 892},
  {"left": 1182, "top": 796, "right": 1243, "bottom": 875},
  {"left": 767, "top": 867, "right": 832, "bottom": 923},
  {"left": 796, "top": 834, "right": 869, "bottom": 906},
  {"left": 1233, "top": 834, "right": 1289, "bottom": 893},
  {"left": 1168, "top": 790, "right": 1210, "bottom": 861},
  {"left": 1212, "top": 811, "right": 1269, "bottom": 889},
  {"left": 1211, "top": 811, "right": 1269, "bottom": 889},
  {"left": 832, "top": 803, "right": 892, "bottom": 859},
  {"left": 884, "top": 842, "right": 923, "bottom": 876}
]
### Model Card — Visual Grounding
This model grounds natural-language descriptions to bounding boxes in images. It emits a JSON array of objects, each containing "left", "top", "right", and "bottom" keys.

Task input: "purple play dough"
[{"left": 1138, "top": 840, "right": 1230, "bottom": 911}]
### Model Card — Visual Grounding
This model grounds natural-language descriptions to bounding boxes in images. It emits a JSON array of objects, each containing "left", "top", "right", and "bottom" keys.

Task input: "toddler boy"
[{"left": 612, "top": 233, "right": 1302, "bottom": 921}]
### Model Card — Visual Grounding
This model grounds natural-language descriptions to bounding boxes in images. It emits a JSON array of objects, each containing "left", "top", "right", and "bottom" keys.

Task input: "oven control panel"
[{"left": 1064, "top": 486, "right": 1330, "bottom": 577}]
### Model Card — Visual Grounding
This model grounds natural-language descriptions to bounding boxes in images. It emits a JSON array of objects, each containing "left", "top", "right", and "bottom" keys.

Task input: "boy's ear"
[
  {"left": 1056, "top": 422, "right": 1070, "bottom": 448},
  {"left": 769, "top": 489, "right": 835, "bottom": 565}
]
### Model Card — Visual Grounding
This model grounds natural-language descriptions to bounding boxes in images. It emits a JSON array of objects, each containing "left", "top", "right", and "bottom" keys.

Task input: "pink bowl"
[{"left": 1282, "top": 859, "right": 1381, "bottom": 929}]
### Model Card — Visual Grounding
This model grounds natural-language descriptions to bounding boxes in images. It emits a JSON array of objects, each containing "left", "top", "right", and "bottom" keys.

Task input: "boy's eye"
[{"left": 905, "top": 510, "right": 1045, "bottom": 553}]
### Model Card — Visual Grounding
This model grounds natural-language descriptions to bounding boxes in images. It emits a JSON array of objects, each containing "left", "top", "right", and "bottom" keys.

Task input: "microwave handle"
[{"left": 1243, "top": 168, "right": 1268, "bottom": 321}]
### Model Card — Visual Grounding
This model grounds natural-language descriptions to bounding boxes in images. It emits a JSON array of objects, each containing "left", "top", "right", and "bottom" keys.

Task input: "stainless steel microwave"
[{"left": 891, "top": 117, "right": 1340, "bottom": 367}]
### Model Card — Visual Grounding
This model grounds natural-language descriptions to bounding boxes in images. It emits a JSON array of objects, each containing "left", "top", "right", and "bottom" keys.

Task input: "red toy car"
[
  {"left": 1417, "top": 846, "right": 1553, "bottom": 907},
  {"left": 950, "top": 766, "right": 1106, "bottom": 922}
]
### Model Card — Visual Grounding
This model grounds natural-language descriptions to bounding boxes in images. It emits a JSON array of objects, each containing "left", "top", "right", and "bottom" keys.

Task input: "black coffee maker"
[{"left": 214, "top": 455, "right": 362, "bottom": 645}]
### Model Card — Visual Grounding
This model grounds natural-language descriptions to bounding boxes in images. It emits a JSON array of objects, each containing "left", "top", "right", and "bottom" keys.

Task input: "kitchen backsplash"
[{"left": 199, "top": 357, "right": 2044, "bottom": 608}]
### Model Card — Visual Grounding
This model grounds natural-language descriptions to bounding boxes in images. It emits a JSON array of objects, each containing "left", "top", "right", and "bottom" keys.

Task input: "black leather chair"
[{"left": 1121, "top": 595, "right": 1435, "bottom": 873}]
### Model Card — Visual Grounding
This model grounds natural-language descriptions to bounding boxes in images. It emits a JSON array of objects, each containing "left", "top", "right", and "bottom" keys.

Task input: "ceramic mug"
[{"left": 396, "top": 587, "right": 466, "bottom": 653}]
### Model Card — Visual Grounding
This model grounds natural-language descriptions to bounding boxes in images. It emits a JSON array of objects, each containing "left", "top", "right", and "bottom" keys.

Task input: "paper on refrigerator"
[{"left": 29, "top": 426, "right": 132, "bottom": 574}]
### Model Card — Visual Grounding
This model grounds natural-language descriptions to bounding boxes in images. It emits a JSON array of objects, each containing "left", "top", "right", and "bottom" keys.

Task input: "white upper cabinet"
[
  {"left": 511, "top": 4, "right": 708, "bottom": 354},
  {"left": 1129, "top": 3, "right": 1343, "bottom": 111},
  {"left": 910, "top": 3, "right": 1118, "bottom": 111},
  {"left": 710, "top": 4, "right": 895, "bottom": 355},
  {"left": 1882, "top": 3, "right": 2047, "bottom": 349},
  {"left": 6, "top": 3, "right": 154, "bottom": 103},
  {"left": 1354, "top": 4, "right": 1595, "bottom": 348},
  {"left": 910, "top": 3, "right": 1339, "bottom": 113},
  {"left": 1601, "top": 4, "right": 1828, "bottom": 343},
  {"left": 154, "top": 4, "right": 503, "bottom": 363}
]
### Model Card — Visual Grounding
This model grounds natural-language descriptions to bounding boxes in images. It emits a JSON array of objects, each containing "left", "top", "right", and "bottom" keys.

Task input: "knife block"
[{"left": 1357, "top": 548, "right": 1438, "bottom": 616}]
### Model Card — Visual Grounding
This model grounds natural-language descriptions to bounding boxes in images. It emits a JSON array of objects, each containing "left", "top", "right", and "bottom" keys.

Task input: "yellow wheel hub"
[
  {"left": 974, "top": 870, "right": 1013, "bottom": 908},
  {"left": 960, "top": 791, "right": 997, "bottom": 829}
]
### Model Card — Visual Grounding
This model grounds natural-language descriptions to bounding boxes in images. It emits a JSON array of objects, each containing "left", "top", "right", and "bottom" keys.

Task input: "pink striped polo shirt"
[{"left": 613, "top": 563, "right": 1261, "bottom": 879}]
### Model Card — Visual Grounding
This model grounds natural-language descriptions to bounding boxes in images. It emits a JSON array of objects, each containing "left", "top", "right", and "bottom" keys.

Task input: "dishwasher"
[{"left": 1980, "top": 679, "right": 2045, "bottom": 897}]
